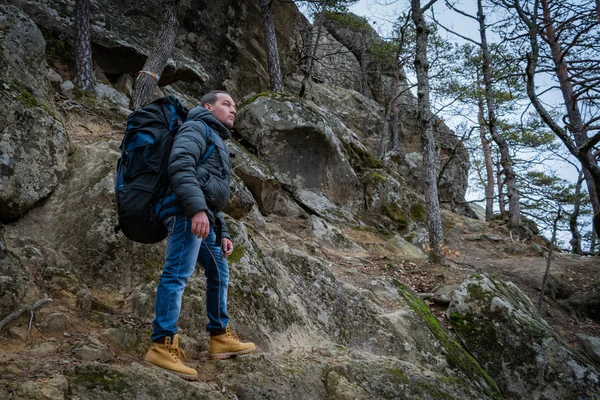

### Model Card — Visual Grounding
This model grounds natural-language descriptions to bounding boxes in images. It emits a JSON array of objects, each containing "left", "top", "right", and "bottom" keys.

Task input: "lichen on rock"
[{"left": 448, "top": 274, "right": 600, "bottom": 399}]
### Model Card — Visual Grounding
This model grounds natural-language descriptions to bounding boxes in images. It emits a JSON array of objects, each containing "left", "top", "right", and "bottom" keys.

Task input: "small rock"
[
  {"left": 577, "top": 334, "right": 600, "bottom": 364},
  {"left": 5, "top": 363, "right": 23, "bottom": 374},
  {"left": 463, "top": 234, "right": 483, "bottom": 241},
  {"left": 484, "top": 234, "right": 503, "bottom": 242},
  {"left": 38, "top": 374, "right": 68, "bottom": 400},
  {"left": 186, "top": 32, "right": 198, "bottom": 44},
  {"left": 76, "top": 289, "right": 92, "bottom": 313},
  {"left": 114, "top": 73, "right": 134, "bottom": 97},
  {"left": 18, "top": 381, "right": 37, "bottom": 398},
  {"left": 60, "top": 80, "right": 74, "bottom": 93},
  {"left": 430, "top": 284, "right": 458, "bottom": 306},
  {"left": 40, "top": 312, "right": 71, "bottom": 333},
  {"left": 30, "top": 342, "right": 59, "bottom": 356},
  {"left": 8, "top": 326, "right": 29, "bottom": 341},
  {"left": 103, "top": 326, "right": 137, "bottom": 350},
  {"left": 46, "top": 68, "right": 63, "bottom": 85},
  {"left": 94, "top": 83, "right": 130, "bottom": 108},
  {"left": 75, "top": 344, "right": 112, "bottom": 362}
]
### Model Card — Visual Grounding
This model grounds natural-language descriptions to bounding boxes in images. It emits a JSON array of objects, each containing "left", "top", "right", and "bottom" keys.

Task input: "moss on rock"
[
  {"left": 228, "top": 243, "right": 246, "bottom": 264},
  {"left": 394, "top": 281, "right": 503, "bottom": 399},
  {"left": 409, "top": 203, "right": 427, "bottom": 222}
]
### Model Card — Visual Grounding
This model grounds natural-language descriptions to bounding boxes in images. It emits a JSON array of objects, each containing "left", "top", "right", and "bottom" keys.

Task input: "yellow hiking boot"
[
  {"left": 209, "top": 326, "right": 256, "bottom": 360},
  {"left": 143, "top": 334, "right": 197, "bottom": 381}
]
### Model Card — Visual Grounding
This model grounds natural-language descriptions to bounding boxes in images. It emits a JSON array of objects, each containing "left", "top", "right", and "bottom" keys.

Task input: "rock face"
[
  {"left": 229, "top": 141, "right": 305, "bottom": 217},
  {"left": 0, "top": 5, "right": 69, "bottom": 220},
  {"left": 0, "top": 249, "right": 43, "bottom": 317},
  {"left": 2, "top": 0, "right": 471, "bottom": 211},
  {"left": 448, "top": 274, "right": 600, "bottom": 399},
  {"left": 235, "top": 94, "right": 362, "bottom": 211},
  {"left": 321, "top": 12, "right": 470, "bottom": 211},
  {"left": 308, "top": 29, "right": 363, "bottom": 93},
  {"left": 2, "top": 138, "right": 502, "bottom": 399},
  {"left": 312, "top": 83, "right": 384, "bottom": 152}
]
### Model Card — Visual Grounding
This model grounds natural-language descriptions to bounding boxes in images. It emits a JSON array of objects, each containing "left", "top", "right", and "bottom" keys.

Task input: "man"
[{"left": 143, "top": 91, "right": 255, "bottom": 381}]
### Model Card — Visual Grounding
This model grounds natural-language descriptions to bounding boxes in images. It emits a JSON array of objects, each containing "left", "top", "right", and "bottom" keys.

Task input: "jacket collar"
[{"left": 187, "top": 106, "right": 232, "bottom": 139}]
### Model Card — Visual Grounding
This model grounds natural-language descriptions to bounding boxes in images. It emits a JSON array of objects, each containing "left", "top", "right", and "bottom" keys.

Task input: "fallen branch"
[{"left": 0, "top": 298, "right": 53, "bottom": 332}]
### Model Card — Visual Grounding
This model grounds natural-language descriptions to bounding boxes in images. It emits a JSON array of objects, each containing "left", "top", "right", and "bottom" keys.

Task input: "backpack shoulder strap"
[{"left": 198, "top": 120, "right": 216, "bottom": 163}]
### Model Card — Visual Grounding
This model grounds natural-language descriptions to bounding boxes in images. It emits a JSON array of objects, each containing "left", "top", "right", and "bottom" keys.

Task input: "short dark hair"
[{"left": 200, "top": 90, "right": 231, "bottom": 108}]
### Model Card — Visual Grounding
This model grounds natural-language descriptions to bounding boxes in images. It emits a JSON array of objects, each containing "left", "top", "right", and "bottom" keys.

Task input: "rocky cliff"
[{"left": 0, "top": 1, "right": 599, "bottom": 399}]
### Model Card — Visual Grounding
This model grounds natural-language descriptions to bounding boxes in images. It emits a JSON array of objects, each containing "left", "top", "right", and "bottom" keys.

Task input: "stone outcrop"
[
  {"left": 0, "top": 5, "right": 69, "bottom": 220},
  {"left": 448, "top": 274, "right": 600, "bottom": 399},
  {"left": 2, "top": 0, "right": 470, "bottom": 211},
  {"left": 235, "top": 94, "right": 362, "bottom": 212},
  {"left": 2, "top": 136, "right": 502, "bottom": 399}
]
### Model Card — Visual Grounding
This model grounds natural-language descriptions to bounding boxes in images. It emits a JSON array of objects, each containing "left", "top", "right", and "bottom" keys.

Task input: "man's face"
[{"left": 204, "top": 93, "right": 236, "bottom": 128}]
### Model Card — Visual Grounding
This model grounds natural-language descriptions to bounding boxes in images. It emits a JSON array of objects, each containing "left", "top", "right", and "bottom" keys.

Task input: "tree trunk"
[
  {"left": 477, "top": 82, "right": 494, "bottom": 222},
  {"left": 379, "top": 108, "right": 391, "bottom": 159},
  {"left": 496, "top": 161, "right": 506, "bottom": 214},
  {"left": 391, "top": 67, "right": 401, "bottom": 152},
  {"left": 299, "top": 8, "right": 325, "bottom": 98},
  {"left": 596, "top": 0, "right": 600, "bottom": 21},
  {"left": 411, "top": 0, "right": 444, "bottom": 264},
  {"left": 478, "top": 0, "right": 521, "bottom": 229},
  {"left": 378, "top": 76, "right": 396, "bottom": 158},
  {"left": 74, "top": 0, "right": 94, "bottom": 92},
  {"left": 131, "top": 0, "right": 179, "bottom": 110},
  {"left": 260, "top": 0, "right": 283, "bottom": 92},
  {"left": 569, "top": 170, "right": 584, "bottom": 255},
  {"left": 538, "top": 209, "right": 561, "bottom": 312},
  {"left": 539, "top": 0, "right": 600, "bottom": 240}
]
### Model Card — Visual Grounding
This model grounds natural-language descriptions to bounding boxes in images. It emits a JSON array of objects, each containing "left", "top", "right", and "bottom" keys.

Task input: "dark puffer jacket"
[{"left": 158, "top": 106, "right": 232, "bottom": 240}]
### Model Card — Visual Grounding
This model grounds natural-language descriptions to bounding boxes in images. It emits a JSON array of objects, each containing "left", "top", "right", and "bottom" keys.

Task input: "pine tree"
[
  {"left": 131, "top": 0, "right": 179, "bottom": 110},
  {"left": 74, "top": 0, "right": 94, "bottom": 92},
  {"left": 411, "top": 0, "right": 444, "bottom": 264},
  {"left": 497, "top": 0, "right": 600, "bottom": 241},
  {"left": 260, "top": 0, "right": 284, "bottom": 92}
]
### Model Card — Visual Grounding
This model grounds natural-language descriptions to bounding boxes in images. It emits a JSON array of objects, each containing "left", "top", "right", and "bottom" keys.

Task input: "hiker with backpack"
[{"left": 136, "top": 91, "right": 255, "bottom": 380}]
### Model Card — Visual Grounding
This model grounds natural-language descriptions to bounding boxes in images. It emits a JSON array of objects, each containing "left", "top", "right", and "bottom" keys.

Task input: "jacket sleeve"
[
  {"left": 168, "top": 121, "right": 208, "bottom": 217},
  {"left": 217, "top": 212, "right": 230, "bottom": 240}
]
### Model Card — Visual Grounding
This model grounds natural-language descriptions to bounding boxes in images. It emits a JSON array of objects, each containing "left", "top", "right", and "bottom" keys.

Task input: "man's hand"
[
  {"left": 191, "top": 211, "right": 210, "bottom": 239},
  {"left": 222, "top": 238, "right": 234, "bottom": 258}
]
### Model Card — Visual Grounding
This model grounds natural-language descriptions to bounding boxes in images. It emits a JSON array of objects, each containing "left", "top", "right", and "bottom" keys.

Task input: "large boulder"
[
  {"left": 312, "top": 83, "right": 384, "bottom": 153},
  {"left": 448, "top": 274, "right": 600, "bottom": 399},
  {"left": 235, "top": 94, "right": 362, "bottom": 212},
  {"left": 0, "top": 5, "right": 50, "bottom": 99},
  {"left": 0, "top": 5, "right": 68, "bottom": 220}
]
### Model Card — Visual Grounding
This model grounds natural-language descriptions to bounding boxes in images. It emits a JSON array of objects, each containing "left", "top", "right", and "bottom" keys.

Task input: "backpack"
[{"left": 114, "top": 96, "right": 215, "bottom": 244}]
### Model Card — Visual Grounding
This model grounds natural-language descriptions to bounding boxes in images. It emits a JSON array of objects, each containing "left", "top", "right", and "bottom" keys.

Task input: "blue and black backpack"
[{"left": 114, "top": 96, "right": 214, "bottom": 244}]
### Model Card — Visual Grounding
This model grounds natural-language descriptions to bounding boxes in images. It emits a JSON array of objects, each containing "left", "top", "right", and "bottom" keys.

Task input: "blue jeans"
[{"left": 151, "top": 215, "right": 230, "bottom": 341}]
